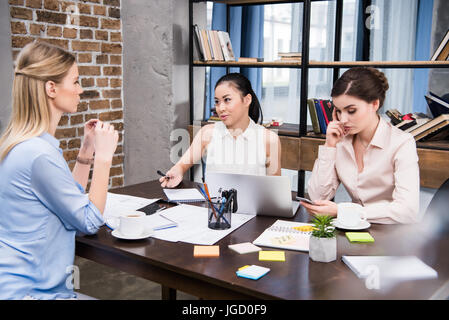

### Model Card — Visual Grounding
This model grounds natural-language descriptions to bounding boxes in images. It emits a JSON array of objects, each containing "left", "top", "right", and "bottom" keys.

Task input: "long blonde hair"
[{"left": 0, "top": 41, "right": 75, "bottom": 161}]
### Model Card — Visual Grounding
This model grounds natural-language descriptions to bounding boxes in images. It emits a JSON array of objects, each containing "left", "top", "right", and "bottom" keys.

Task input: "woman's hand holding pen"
[
  {"left": 325, "top": 108, "right": 347, "bottom": 148},
  {"left": 159, "top": 165, "right": 183, "bottom": 188}
]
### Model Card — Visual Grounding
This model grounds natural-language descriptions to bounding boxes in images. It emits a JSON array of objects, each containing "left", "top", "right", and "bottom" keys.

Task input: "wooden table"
[{"left": 75, "top": 180, "right": 449, "bottom": 300}]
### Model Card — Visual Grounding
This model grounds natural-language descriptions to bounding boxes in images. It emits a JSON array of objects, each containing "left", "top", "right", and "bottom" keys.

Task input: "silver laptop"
[{"left": 205, "top": 173, "right": 299, "bottom": 217}]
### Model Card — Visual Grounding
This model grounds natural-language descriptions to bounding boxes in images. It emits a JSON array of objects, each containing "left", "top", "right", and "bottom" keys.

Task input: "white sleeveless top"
[{"left": 205, "top": 119, "right": 267, "bottom": 178}]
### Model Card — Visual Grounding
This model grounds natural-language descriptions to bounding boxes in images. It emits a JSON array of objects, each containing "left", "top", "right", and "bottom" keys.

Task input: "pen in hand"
[{"left": 157, "top": 170, "right": 170, "bottom": 180}]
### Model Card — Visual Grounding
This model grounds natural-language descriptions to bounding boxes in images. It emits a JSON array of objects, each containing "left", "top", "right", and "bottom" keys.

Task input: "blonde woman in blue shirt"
[
  {"left": 0, "top": 42, "right": 118, "bottom": 299},
  {"left": 160, "top": 73, "right": 281, "bottom": 188}
]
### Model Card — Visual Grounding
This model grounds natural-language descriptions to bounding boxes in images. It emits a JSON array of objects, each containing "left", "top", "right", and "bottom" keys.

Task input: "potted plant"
[{"left": 309, "top": 215, "right": 337, "bottom": 263}]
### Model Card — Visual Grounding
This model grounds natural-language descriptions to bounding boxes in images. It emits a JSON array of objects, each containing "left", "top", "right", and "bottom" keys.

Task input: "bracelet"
[{"left": 76, "top": 156, "right": 94, "bottom": 165}]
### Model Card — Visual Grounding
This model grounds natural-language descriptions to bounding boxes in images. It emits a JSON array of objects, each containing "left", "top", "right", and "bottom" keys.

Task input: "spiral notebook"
[
  {"left": 252, "top": 220, "right": 313, "bottom": 252},
  {"left": 163, "top": 188, "right": 205, "bottom": 203}
]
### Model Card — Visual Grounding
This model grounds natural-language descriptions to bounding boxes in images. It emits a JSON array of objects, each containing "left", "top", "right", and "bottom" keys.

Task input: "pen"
[{"left": 157, "top": 170, "right": 170, "bottom": 180}]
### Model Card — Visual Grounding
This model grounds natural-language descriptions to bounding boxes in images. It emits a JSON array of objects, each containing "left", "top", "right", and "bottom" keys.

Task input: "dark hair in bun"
[{"left": 331, "top": 67, "right": 389, "bottom": 108}]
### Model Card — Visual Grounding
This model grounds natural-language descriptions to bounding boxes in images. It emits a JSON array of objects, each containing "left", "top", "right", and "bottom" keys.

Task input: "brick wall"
[{"left": 9, "top": 0, "right": 124, "bottom": 189}]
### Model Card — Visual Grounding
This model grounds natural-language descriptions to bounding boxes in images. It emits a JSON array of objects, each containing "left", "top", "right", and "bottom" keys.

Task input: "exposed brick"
[
  {"left": 63, "top": 27, "right": 77, "bottom": 38},
  {"left": 78, "top": 15, "right": 98, "bottom": 28},
  {"left": 59, "top": 140, "right": 67, "bottom": 150},
  {"left": 93, "top": 5, "right": 106, "bottom": 16},
  {"left": 101, "top": 42, "right": 121, "bottom": 54},
  {"left": 108, "top": 7, "right": 120, "bottom": 19},
  {"left": 78, "top": 3, "right": 91, "bottom": 14},
  {"left": 81, "top": 77, "right": 94, "bottom": 87},
  {"left": 47, "top": 25, "right": 62, "bottom": 37},
  {"left": 110, "top": 32, "right": 121, "bottom": 42},
  {"left": 72, "top": 40, "right": 100, "bottom": 52},
  {"left": 78, "top": 66, "right": 101, "bottom": 76},
  {"left": 11, "top": 36, "right": 34, "bottom": 48},
  {"left": 29, "top": 23, "right": 45, "bottom": 35},
  {"left": 68, "top": 138, "right": 81, "bottom": 149},
  {"left": 111, "top": 99, "right": 122, "bottom": 109},
  {"left": 99, "top": 110, "right": 122, "bottom": 121},
  {"left": 95, "top": 30, "right": 108, "bottom": 41},
  {"left": 80, "top": 90, "right": 100, "bottom": 99},
  {"left": 37, "top": 38, "right": 69, "bottom": 50},
  {"left": 110, "top": 55, "right": 121, "bottom": 65},
  {"left": 96, "top": 78, "right": 108, "bottom": 87},
  {"left": 11, "top": 21, "right": 27, "bottom": 34},
  {"left": 43, "top": 0, "right": 59, "bottom": 11},
  {"left": 10, "top": 7, "right": 33, "bottom": 20},
  {"left": 96, "top": 54, "right": 108, "bottom": 64},
  {"left": 103, "top": 0, "right": 120, "bottom": 7},
  {"left": 102, "top": 89, "right": 121, "bottom": 99},
  {"left": 111, "top": 176, "right": 124, "bottom": 188},
  {"left": 9, "top": 0, "right": 24, "bottom": 5},
  {"left": 70, "top": 114, "right": 84, "bottom": 125},
  {"left": 80, "top": 29, "right": 93, "bottom": 39},
  {"left": 112, "top": 155, "right": 124, "bottom": 166},
  {"left": 109, "top": 166, "right": 123, "bottom": 177},
  {"left": 110, "top": 78, "right": 121, "bottom": 88},
  {"left": 103, "top": 66, "right": 121, "bottom": 76},
  {"left": 63, "top": 149, "right": 78, "bottom": 161},
  {"left": 89, "top": 100, "right": 110, "bottom": 110},
  {"left": 84, "top": 113, "right": 98, "bottom": 122},
  {"left": 26, "top": 0, "right": 42, "bottom": 9},
  {"left": 36, "top": 11, "right": 67, "bottom": 24},
  {"left": 77, "top": 53, "right": 92, "bottom": 63},
  {"left": 101, "top": 18, "right": 120, "bottom": 30},
  {"left": 59, "top": 115, "right": 69, "bottom": 126},
  {"left": 77, "top": 102, "right": 88, "bottom": 112},
  {"left": 55, "top": 127, "right": 76, "bottom": 139}
]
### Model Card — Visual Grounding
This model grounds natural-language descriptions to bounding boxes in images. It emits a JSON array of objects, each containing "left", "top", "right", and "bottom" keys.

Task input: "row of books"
[
  {"left": 193, "top": 25, "right": 235, "bottom": 62},
  {"left": 431, "top": 29, "right": 449, "bottom": 61},
  {"left": 386, "top": 93, "right": 449, "bottom": 142},
  {"left": 307, "top": 98, "right": 334, "bottom": 134}
]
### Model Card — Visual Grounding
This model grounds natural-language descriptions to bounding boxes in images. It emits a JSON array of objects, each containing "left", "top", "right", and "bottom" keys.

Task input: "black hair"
[{"left": 214, "top": 73, "right": 263, "bottom": 124}]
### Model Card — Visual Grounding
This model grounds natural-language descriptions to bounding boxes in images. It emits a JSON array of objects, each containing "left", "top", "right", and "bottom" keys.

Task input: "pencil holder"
[{"left": 208, "top": 198, "right": 232, "bottom": 230}]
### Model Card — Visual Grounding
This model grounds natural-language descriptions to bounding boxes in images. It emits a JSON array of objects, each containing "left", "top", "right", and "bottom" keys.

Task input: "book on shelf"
[
  {"left": 425, "top": 92, "right": 449, "bottom": 118},
  {"left": 410, "top": 114, "right": 449, "bottom": 141},
  {"left": 307, "top": 99, "right": 320, "bottom": 134},
  {"left": 238, "top": 57, "right": 264, "bottom": 63},
  {"left": 395, "top": 119, "right": 417, "bottom": 131},
  {"left": 193, "top": 26, "right": 235, "bottom": 62},
  {"left": 307, "top": 98, "right": 334, "bottom": 135},
  {"left": 430, "top": 29, "right": 449, "bottom": 61},
  {"left": 278, "top": 52, "right": 302, "bottom": 58},
  {"left": 385, "top": 109, "right": 403, "bottom": 125}
]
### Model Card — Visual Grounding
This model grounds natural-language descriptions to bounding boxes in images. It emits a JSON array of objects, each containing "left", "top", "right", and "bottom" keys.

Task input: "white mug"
[
  {"left": 118, "top": 211, "right": 146, "bottom": 236},
  {"left": 337, "top": 203, "right": 366, "bottom": 227}
]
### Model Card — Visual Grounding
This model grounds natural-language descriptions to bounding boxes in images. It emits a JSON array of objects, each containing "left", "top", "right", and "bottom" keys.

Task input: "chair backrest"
[{"left": 424, "top": 178, "right": 449, "bottom": 232}]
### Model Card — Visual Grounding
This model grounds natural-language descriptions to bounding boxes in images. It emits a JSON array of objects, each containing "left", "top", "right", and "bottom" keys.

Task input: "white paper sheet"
[{"left": 154, "top": 204, "right": 256, "bottom": 245}]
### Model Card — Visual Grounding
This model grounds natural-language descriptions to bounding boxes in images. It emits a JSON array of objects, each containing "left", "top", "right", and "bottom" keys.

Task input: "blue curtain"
[
  {"left": 413, "top": 0, "right": 434, "bottom": 114},
  {"left": 205, "top": 4, "right": 264, "bottom": 120}
]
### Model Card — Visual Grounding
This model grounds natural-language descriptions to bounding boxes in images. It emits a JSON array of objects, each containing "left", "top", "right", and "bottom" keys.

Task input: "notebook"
[
  {"left": 163, "top": 188, "right": 205, "bottom": 203},
  {"left": 342, "top": 256, "right": 438, "bottom": 281},
  {"left": 236, "top": 265, "right": 270, "bottom": 280},
  {"left": 252, "top": 220, "right": 312, "bottom": 252}
]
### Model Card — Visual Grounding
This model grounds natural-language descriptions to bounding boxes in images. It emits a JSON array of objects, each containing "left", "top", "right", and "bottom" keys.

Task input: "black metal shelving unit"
[{"left": 189, "top": 0, "right": 449, "bottom": 195}]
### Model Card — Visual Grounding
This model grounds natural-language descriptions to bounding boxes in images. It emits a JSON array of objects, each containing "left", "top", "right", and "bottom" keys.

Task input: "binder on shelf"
[
  {"left": 313, "top": 99, "right": 327, "bottom": 134},
  {"left": 425, "top": 92, "right": 449, "bottom": 118},
  {"left": 430, "top": 29, "right": 449, "bottom": 61}
]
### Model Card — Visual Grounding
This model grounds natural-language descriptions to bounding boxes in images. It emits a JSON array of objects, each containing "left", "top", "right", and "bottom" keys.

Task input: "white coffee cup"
[
  {"left": 118, "top": 211, "right": 146, "bottom": 237},
  {"left": 337, "top": 202, "right": 366, "bottom": 227}
]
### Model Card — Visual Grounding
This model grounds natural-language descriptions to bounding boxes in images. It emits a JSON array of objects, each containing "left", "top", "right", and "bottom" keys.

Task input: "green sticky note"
[
  {"left": 259, "top": 251, "right": 285, "bottom": 262},
  {"left": 345, "top": 232, "right": 374, "bottom": 243}
]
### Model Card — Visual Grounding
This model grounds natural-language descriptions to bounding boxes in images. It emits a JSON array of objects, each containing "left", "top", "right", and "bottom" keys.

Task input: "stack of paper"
[
  {"left": 236, "top": 265, "right": 270, "bottom": 280},
  {"left": 228, "top": 242, "right": 261, "bottom": 254},
  {"left": 163, "top": 188, "right": 205, "bottom": 203}
]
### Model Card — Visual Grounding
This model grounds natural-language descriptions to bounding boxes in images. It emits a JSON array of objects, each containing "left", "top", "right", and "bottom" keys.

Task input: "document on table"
[
  {"left": 104, "top": 192, "right": 159, "bottom": 229},
  {"left": 154, "top": 204, "right": 256, "bottom": 245}
]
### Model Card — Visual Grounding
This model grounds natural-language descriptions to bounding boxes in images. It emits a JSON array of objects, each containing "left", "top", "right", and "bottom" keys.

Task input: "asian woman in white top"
[
  {"left": 301, "top": 67, "right": 420, "bottom": 224},
  {"left": 160, "top": 73, "right": 281, "bottom": 188}
]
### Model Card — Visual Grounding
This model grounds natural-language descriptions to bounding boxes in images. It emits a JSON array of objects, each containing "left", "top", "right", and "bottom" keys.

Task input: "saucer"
[
  {"left": 333, "top": 219, "right": 371, "bottom": 230},
  {"left": 111, "top": 228, "right": 154, "bottom": 240}
]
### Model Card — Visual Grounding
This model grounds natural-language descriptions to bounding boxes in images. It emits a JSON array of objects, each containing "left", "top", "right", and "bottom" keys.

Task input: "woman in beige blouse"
[{"left": 301, "top": 67, "right": 420, "bottom": 224}]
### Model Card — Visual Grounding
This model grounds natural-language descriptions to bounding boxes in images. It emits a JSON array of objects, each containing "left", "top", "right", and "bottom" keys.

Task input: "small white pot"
[{"left": 309, "top": 236, "right": 336, "bottom": 263}]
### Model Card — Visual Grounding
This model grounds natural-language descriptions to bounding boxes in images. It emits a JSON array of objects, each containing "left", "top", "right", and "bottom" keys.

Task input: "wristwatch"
[{"left": 76, "top": 156, "right": 94, "bottom": 165}]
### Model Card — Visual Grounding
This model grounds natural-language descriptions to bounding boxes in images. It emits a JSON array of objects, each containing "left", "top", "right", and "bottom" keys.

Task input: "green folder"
[{"left": 345, "top": 232, "right": 375, "bottom": 243}]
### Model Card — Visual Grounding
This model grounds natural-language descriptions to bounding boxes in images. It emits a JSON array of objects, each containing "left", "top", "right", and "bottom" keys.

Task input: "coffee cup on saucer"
[
  {"left": 337, "top": 203, "right": 366, "bottom": 228},
  {"left": 118, "top": 211, "right": 146, "bottom": 237}
]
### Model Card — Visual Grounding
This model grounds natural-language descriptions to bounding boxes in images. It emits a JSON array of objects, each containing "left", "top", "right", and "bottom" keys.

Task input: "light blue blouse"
[{"left": 0, "top": 133, "right": 104, "bottom": 299}]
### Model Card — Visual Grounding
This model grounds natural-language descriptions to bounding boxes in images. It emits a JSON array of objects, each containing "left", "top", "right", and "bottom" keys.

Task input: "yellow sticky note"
[
  {"left": 259, "top": 251, "right": 285, "bottom": 262},
  {"left": 193, "top": 245, "right": 220, "bottom": 258}
]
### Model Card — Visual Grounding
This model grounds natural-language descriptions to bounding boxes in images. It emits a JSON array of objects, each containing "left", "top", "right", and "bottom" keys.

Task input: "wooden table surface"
[{"left": 76, "top": 180, "right": 449, "bottom": 300}]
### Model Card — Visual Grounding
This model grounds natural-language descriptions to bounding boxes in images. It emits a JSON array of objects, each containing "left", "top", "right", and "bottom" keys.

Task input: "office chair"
[{"left": 424, "top": 177, "right": 449, "bottom": 233}]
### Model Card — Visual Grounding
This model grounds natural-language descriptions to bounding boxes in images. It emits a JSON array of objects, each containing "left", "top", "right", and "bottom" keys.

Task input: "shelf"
[
  {"left": 193, "top": 60, "right": 449, "bottom": 69},
  {"left": 196, "top": 0, "right": 308, "bottom": 5},
  {"left": 193, "top": 60, "right": 303, "bottom": 68}
]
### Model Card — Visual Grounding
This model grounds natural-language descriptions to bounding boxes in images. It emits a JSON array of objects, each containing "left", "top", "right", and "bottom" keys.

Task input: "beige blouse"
[{"left": 308, "top": 117, "right": 420, "bottom": 224}]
